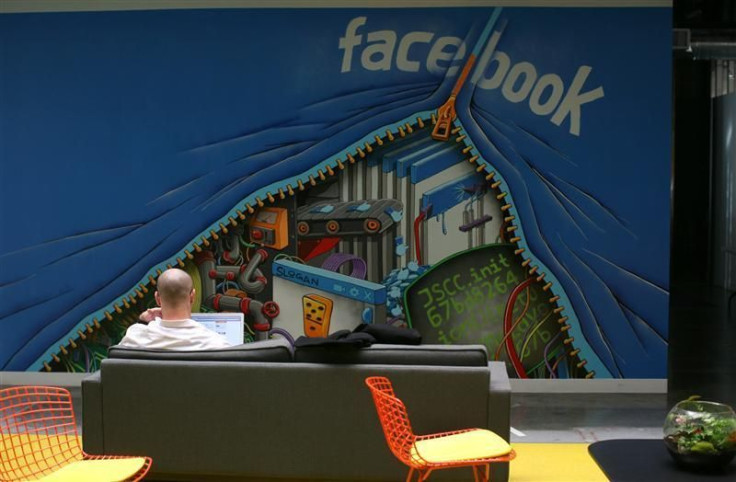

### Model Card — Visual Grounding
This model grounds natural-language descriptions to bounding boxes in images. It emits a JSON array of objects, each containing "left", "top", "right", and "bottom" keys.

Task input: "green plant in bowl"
[{"left": 663, "top": 397, "right": 736, "bottom": 470}]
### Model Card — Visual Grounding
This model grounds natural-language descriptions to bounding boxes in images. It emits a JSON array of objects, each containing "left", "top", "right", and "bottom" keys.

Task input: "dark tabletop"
[{"left": 589, "top": 439, "right": 736, "bottom": 481}]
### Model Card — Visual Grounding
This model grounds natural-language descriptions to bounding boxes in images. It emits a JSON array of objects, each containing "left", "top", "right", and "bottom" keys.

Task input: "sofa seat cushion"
[
  {"left": 108, "top": 338, "right": 293, "bottom": 362},
  {"left": 294, "top": 343, "right": 487, "bottom": 366}
]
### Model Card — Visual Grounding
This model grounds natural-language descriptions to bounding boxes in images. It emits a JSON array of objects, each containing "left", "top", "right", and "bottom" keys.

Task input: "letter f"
[{"left": 339, "top": 17, "right": 367, "bottom": 73}]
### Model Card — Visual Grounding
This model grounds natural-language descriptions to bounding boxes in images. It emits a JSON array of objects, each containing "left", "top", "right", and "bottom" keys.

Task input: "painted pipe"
[
  {"left": 210, "top": 249, "right": 268, "bottom": 295},
  {"left": 239, "top": 249, "right": 269, "bottom": 294},
  {"left": 221, "top": 230, "right": 243, "bottom": 264},
  {"left": 207, "top": 294, "right": 280, "bottom": 341},
  {"left": 193, "top": 250, "right": 217, "bottom": 301}
]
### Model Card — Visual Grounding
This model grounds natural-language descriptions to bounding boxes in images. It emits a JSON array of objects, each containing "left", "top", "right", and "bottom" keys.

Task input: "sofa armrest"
[
  {"left": 487, "top": 361, "right": 512, "bottom": 482},
  {"left": 81, "top": 371, "right": 104, "bottom": 454},
  {"left": 487, "top": 361, "right": 511, "bottom": 441}
]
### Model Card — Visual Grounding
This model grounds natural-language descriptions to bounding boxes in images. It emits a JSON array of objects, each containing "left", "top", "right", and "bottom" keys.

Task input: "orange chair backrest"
[
  {"left": 365, "top": 376, "right": 421, "bottom": 467},
  {"left": 0, "top": 386, "right": 83, "bottom": 481}
]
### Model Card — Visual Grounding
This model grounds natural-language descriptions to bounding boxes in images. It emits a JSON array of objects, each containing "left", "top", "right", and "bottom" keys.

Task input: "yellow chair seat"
[
  {"left": 37, "top": 458, "right": 147, "bottom": 482},
  {"left": 411, "top": 429, "right": 512, "bottom": 464}
]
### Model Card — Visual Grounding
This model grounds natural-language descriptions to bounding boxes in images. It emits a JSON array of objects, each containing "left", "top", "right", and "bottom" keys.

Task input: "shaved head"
[{"left": 156, "top": 269, "right": 194, "bottom": 308}]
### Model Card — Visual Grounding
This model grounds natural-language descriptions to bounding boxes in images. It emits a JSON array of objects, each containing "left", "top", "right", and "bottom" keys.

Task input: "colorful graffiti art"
[{"left": 0, "top": 3, "right": 671, "bottom": 377}]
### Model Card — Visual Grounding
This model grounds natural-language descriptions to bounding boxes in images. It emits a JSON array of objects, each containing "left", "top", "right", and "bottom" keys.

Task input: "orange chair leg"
[
  {"left": 407, "top": 467, "right": 434, "bottom": 481},
  {"left": 473, "top": 464, "right": 492, "bottom": 482}
]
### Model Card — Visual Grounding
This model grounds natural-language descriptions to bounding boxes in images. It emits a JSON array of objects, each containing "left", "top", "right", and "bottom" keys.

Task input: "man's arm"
[{"left": 139, "top": 307, "right": 162, "bottom": 323}]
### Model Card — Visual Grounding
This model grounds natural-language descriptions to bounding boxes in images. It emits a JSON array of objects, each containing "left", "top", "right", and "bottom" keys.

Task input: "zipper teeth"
[
  {"left": 43, "top": 115, "right": 593, "bottom": 379},
  {"left": 453, "top": 124, "right": 594, "bottom": 379},
  {"left": 46, "top": 115, "right": 595, "bottom": 379},
  {"left": 43, "top": 116, "right": 429, "bottom": 372}
]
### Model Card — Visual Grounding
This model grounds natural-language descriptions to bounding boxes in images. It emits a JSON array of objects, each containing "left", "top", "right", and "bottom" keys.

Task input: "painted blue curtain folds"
[{"left": 0, "top": 7, "right": 670, "bottom": 375}]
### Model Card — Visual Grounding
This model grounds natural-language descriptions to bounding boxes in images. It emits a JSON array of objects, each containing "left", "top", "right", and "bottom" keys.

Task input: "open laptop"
[{"left": 190, "top": 312, "right": 244, "bottom": 346}]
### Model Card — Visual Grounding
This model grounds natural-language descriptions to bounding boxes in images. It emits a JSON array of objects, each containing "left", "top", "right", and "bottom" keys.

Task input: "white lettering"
[
  {"left": 338, "top": 17, "right": 367, "bottom": 73},
  {"left": 337, "top": 17, "right": 605, "bottom": 136},
  {"left": 502, "top": 61, "right": 537, "bottom": 103},
  {"left": 473, "top": 41, "right": 604, "bottom": 135},
  {"left": 477, "top": 51, "right": 510, "bottom": 90},
  {"left": 361, "top": 31, "right": 396, "bottom": 71},
  {"left": 427, "top": 37, "right": 466, "bottom": 76},
  {"left": 471, "top": 30, "right": 502, "bottom": 85},
  {"left": 396, "top": 31, "right": 434, "bottom": 72},
  {"left": 529, "top": 74, "right": 565, "bottom": 116},
  {"left": 550, "top": 66, "right": 605, "bottom": 136}
]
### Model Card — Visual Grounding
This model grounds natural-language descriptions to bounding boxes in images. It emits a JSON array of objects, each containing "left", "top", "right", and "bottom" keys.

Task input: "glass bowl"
[{"left": 663, "top": 399, "right": 736, "bottom": 470}]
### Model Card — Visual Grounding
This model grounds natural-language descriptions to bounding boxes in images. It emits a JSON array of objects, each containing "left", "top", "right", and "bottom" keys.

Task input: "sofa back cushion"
[
  {"left": 294, "top": 343, "right": 487, "bottom": 366},
  {"left": 108, "top": 338, "right": 293, "bottom": 362},
  {"left": 94, "top": 361, "right": 493, "bottom": 480}
]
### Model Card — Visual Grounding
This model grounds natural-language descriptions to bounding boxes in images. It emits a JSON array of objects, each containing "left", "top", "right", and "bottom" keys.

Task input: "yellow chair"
[
  {"left": 0, "top": 385, "right": 152, "bottom": 481},
  {"left": 365, "top": 376, "right": 515, "bottom": 482}
]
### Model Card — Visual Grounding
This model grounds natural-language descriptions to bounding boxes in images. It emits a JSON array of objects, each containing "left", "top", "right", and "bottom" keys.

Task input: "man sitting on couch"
[{"left": 117, "top": 268, "right": 231, "bottom": 350}]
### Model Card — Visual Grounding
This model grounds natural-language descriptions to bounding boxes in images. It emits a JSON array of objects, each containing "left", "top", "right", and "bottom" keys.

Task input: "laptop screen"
[{"left": 190, "top": 312, "right": 245, "bottom": 346}]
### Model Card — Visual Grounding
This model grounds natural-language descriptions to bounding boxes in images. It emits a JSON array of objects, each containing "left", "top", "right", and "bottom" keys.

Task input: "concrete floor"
[
  {"left": 510, "top": 393, "right": 668, "bottom": 443},
  {"left": 62, "top": 386, "right": 668, "bottom": 444},
  {"left": 2, "top": 380, "right": 668, "bottom": 445}
]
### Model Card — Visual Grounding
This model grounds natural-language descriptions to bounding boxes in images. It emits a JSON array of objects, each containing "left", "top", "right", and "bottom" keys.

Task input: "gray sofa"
[{"left": 82, "top": 339, "right": 511, "bottom": 481}]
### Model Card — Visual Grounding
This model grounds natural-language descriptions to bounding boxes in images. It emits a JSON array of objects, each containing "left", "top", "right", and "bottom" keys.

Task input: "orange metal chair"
[
  {"left": 365, "top": 376, "right": 515, "bottom": 482},
  {"left": 0, "top": 385, "right": 152, "bottom": 481}
]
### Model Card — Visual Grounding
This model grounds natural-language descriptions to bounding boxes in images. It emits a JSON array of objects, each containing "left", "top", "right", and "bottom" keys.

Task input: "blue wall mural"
[{"left": 0, "top": 3, "right": 671, "bottom": 377}]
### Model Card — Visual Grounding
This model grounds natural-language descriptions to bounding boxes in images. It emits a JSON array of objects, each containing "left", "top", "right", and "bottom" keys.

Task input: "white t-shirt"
[{"left": 117, "top": 318, "right": 232, "bottom": 350}]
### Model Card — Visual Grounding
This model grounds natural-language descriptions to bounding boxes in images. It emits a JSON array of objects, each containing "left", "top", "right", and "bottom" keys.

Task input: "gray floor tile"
[{"left": 510, "top": 393, "right": 668, "bottom": 443}]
